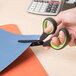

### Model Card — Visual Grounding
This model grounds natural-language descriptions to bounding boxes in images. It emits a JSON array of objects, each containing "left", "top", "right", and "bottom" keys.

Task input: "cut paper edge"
[{"left": 0, "top": 24, "right": 48, "bottom": 76}]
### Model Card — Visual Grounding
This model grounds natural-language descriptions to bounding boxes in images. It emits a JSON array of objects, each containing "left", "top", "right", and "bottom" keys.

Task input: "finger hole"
[
  {"left": 59, "top": 31, "right": 65, "bottom": 44},
  {"left": 52, "top": 37, "right": 60, "bottom": 46},
  {"left": 44, "top": 21, "right": 53, "bottom": 33}
]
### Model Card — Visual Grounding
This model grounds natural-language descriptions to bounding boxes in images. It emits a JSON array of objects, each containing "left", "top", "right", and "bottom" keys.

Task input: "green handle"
[
  {"left": 43, "top": 17, "right": 57, "bottom": 34},
  {"left": 40, "top": 17, "right": 57, "bottom": 40},
  {"left": 42, "top": 17, "right": 70, "bottom": 50},
  {"left": 43, "top": 28, "right": 70, "bottom": 50},
  {"left": 50, "top": 28, "right": 70, "bottom": 50}
]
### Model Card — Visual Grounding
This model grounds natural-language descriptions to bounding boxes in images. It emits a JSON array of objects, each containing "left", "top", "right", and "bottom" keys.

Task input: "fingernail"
[
  {"left": 52, "top": 37, "right": 60, "bottom": 46},
  {"left": 60, "top": 35, "right": 63, "bottom": 39},
  {"left": 47, "top": 21, "right": 50, "bottom": 26},
  {"left": 59, "top": 31, "right": 65, "bottom": 44},
  {"left": 59, "top": 31, "right": 65, "bottom": 39}
]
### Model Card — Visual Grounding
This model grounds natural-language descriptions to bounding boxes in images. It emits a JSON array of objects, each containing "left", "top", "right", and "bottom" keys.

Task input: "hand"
[{"left": 44, "top": 8, "right": 76, "bottom": 50}]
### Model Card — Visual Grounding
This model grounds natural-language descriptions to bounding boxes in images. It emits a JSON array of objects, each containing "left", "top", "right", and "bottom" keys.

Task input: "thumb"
[{"left": 54, "top": 12, "right": 62, "bottom": 25}]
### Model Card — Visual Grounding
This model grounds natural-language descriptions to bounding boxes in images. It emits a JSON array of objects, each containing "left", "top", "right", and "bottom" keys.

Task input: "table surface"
[{"left": 0, "top": 0, "right": 76, "bottom": 76}]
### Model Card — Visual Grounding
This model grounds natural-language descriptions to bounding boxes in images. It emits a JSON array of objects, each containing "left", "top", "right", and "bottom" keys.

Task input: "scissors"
[{"left": 18, "top": 17, "right": 70, "bottom": 50}]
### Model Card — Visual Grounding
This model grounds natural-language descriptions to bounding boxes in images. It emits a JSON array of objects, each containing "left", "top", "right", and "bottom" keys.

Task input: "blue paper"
[{"left": 0, "top": 28, "right": 40, "bottom": 72}]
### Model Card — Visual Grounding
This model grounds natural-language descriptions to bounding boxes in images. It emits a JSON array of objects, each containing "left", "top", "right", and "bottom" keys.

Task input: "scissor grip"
[
  {"left": 43, "top": 17, "right": 57, "bottom": 34},
  {"left": 43, "top": 28, "right": 70, "bottom": 50},
  {"left": 40, "top": 32, "right": 48, "bottom": 40},
  {"left": 43, "top": 39, "right": 51, "bottom": 46},
  {"left": 40, "top": 17, "right": 57, "bottom": 40}
]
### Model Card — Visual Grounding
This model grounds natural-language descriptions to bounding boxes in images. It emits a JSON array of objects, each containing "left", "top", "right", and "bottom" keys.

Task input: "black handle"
[
  {"left": 40, "top": 17, "right": 57, "bottom": 40},
  {"left": 43, "top": 17, "right": 57, "bottom": 34}
]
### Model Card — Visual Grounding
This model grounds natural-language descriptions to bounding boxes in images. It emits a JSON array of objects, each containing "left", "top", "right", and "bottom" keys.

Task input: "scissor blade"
[
  {"left": 30, "top": 40, "right": 43, "bottom": 46},
  {"left": 18, "top": 40, "right": 43, "bottom": 46},
  {"left": 18, "top": 40, "right": 39, "bottom": 43}
]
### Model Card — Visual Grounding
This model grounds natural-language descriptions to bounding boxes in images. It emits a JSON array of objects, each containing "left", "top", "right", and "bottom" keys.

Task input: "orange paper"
[{"left": 0, "top": 24, "right": 48, "bottom": 76}]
